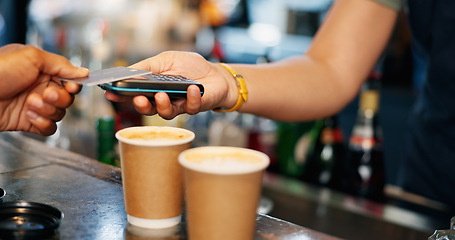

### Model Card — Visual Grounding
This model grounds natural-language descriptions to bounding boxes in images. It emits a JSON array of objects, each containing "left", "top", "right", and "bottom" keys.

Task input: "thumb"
[{"left": 38, "top": 49, "right": 89, "bottom": 78}]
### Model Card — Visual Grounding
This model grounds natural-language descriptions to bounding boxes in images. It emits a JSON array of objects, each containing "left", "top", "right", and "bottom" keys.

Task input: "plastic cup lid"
[
  {"left": 0, "top": 188, "right": 5, "bottom": 202},
  {"left": 0, "top": 201, "right": 63, "bottom": 238}
]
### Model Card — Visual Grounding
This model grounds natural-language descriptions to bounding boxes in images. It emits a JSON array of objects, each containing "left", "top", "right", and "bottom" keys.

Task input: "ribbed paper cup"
[
  {"left": 116, "top": 126, "right": 194, "bottom": 229},
  {"left": 179, "top": 146, "right": 270, "bottom": 240}
]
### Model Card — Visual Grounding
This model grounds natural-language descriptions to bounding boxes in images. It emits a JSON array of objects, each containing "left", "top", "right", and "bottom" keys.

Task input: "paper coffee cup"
[
  {"left": 116, "top": 126, "right": 195, "bottom": 229},
  {"left": 179, "top": 146, "right": 270, "bottom": 240}
]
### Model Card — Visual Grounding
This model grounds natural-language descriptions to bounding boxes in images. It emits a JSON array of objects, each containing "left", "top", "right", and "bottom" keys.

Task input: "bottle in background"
[
  {"left": 97, "top": 115, "right": 117, "bottom": 166},
  {"left": 94, "top": 87, "right": 119, "bottom": 167},
  {"left": 275, "top": 121, "right": 317, "bottom": 178},
  {"left": 245, "top": 115, "right": 278, "bottom": 173},
  {"left": 343, "top": 71, "right": 386, "bottom": 202},
  {"left": 301, "top": 116, "right": 346, "bottom": 190}
]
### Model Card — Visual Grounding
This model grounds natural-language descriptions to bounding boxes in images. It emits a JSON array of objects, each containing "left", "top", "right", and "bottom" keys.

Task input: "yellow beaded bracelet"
[{"left": 213, "top": 63, "right": 248, "bottom": 113}]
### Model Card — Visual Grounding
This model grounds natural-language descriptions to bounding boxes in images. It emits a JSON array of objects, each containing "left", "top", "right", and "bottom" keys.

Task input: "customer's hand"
[
  {"left": 105, "top": 51, "right": 236, "bottom": 120},
  {"left": 0, "top": 44, "right": 89, "bottom": 135}
]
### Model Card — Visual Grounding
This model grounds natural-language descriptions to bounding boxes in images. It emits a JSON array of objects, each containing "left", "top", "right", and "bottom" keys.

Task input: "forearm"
[
  {"left": 228, "top": 57, "right": 356, "bottom": 121},
  {"left": 222, "top": 0, "right": 398, "bottom": 121}
]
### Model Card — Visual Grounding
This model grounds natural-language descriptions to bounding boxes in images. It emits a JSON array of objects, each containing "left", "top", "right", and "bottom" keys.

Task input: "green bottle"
[
  {"left": 276, "top": 121, "right": 321, "bottom": 178},
  {"left": 97, "top": 116, "right": 117, "bottom": 166}
]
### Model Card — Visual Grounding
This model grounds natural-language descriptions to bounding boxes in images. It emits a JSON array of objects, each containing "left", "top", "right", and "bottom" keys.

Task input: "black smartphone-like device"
[{"left": 99, "top": 73, "right": 204, "bottom": 99}]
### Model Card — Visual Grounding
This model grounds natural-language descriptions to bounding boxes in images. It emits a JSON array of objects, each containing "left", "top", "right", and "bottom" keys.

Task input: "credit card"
[{"left": 59, "top": 67, "right": 152, "bottom": 86}]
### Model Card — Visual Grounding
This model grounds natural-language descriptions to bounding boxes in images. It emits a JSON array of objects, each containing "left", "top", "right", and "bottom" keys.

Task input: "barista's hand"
[
  {"left": 0, "top": 44, "right": 89, "bottom": 135},
  {"left": 105, "top": 51, "right": 237, "bottom": 120}
]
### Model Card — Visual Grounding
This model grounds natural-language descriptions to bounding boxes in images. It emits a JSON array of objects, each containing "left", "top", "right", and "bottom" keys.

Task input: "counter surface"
[{"left": 0, "top": 132, "right": 340, "bottom": 240}]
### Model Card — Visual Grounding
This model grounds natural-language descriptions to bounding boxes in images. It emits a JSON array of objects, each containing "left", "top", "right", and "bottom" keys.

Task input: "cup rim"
[
  {"left": 115, "top": 126, "right": 195, "bottom": 147},
  {"left": 178, "top": 146, "right": 270, "bottom": 175}
]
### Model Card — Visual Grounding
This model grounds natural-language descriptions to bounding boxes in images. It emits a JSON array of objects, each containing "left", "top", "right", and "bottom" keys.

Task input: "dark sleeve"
[{"left": 370, "top": 0, "right": 402, "bottom": 11}]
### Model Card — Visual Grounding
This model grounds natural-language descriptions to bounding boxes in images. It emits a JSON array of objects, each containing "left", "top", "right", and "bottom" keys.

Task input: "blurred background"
[
  {"left": 0, "top": 0, "right": 415, "bottom": 203},
  {"left": 2, "top": 0, "right": 441, "bottom": 238}
]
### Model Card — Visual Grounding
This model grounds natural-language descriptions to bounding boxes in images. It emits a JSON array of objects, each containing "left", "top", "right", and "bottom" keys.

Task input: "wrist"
[
  {"left": 214, "top": 63, "right": 248, "bottom": 113},
  {"left": 217, "top": 63, "right": 237, "bottom": 109}
]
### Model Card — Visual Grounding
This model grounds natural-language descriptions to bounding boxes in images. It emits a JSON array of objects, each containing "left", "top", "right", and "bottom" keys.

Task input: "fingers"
[
  {"left": 129, "top": 53, "right": 166, "bottom": 73},
  {"left": 133, "top": 96, "right": 157, "bottom": 115},
  {"left": 105, "top": 91, "right": 130, "bottom": 102},
  {"left": 154, "top": 92, "right": 175, "bottom": 119},
  {"left": 26, "top": 110, "right": 58, "bottom": 136},
  {"left": 186, "top": 85, "right": 202, "bottom": 115},
  {"left": 129, "top": 60, "right": 154, "bottom": 72},
  {"left": 22, "top": 45, "right": 89, "bottom": 79},
  {"left": 26, "top": 88, "right": 70, "bottom": 122},
  {"left": 130, "top": 85, "right": 202, "bottom": 119},
  {"left": 42, "top": 87, "right": 74, "bottom": 109},
  {"left": 25, "top": 88, "right": 71, "bottom": 136},
  {"left": 133, "top": 93, "right": 179, "bottom": 119},
  {"left": 63, "top": 81, "right": 83, "bottom": 94}
]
